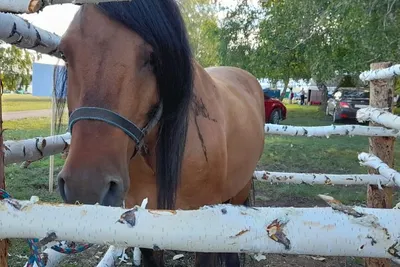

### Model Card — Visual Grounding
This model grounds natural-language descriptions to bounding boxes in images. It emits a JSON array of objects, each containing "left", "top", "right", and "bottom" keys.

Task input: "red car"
[{"left": 263, "top": 90, "right": 287, "bottom": 124}]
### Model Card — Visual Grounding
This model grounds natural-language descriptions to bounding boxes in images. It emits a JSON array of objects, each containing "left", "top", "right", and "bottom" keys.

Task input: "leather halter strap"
[{"left": 68, "top": 103, "right": 163, "bottom": 150}]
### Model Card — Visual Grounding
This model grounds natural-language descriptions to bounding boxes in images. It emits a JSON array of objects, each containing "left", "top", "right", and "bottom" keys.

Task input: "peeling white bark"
[
  {"left": 133, "top": 198, "right": 148, "bottom": 266},
  {"left": 97, "top": 198, "right": 148, "bottom": 267},
  {"left": 96, "top": 246, "right": 126, "bottom": 267},
  {"left": 265, "top": 124, "right": 400, "bottom": 137},
  {"left": 359, "top": 64, "right": 400, "bottom": 81},
  {"left": 252, "top": 171, "right": 394, "bottom": 187},
  {"left": 0, "top": 12, "right": 61, "bottom": 57},
  {"left": 357, "top": 107, "right": 400, "bottom": 131},
  {"left": 0, "top": 0, "right": 132, "bottom": 14},
  {"left": 358, "top": 152, "right": 400, "bottom": 187},
  {"left": 1, "top": 199, "right": 400, "bottom": 261},
  {"left": 4, "top": 133, "right": 70, "bottom": 165}
]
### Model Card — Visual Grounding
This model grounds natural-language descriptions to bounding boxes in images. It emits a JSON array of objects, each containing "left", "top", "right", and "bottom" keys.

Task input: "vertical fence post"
[
  {"left": 365, "top": 62, "right": 395, "bottom": 267},
  {"left": 0, "top": 77, "right": 8, "bottom": 267},
  {"left": 49, "top": 79, "right": 56, "bottom": 193}
]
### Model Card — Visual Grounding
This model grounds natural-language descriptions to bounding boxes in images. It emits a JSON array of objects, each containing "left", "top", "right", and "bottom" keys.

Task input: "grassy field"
[
  {"left": 4, "top": 104, "right": 400, "bottom": 266},
  {"left": 3, "top": 94, "right": 51, "bottom": 112}
]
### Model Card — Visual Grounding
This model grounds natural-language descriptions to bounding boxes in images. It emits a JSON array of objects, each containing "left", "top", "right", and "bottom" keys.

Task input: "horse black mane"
[{"left": 54, "top": 0, "right": 194, "bottom": 210}]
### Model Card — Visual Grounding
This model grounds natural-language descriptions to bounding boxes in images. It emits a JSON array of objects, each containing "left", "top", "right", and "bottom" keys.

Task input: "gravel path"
[{"left": 3, "top": 109, "right": 52, "bottom": 121}]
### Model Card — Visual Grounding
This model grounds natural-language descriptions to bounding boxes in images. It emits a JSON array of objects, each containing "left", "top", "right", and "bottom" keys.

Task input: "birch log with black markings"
[
  {"left": 358, "top": 152, "right": 400, "bottom": 188},
  {"left": 0, "top": 0, "right": 132, "bottom": 14},
  {"left": 1, "top": 197, "right": 400, "bottom": 261},
  {"left": 4, "top": 133, "right": 70, "bottom": 165},
  {"left": 0, "top": 12, "right": 61, "bottom": 57},
  {"left": 253, "top": 171, "right": 395, "bottom": 187},
  {"left": 265, "top": 124, "right": 400, "bottom": 137},
  {"left": 97, "top": 198, "right": 148, "bottom": 267},
  {"left": 357, "top": 107, "right": 400, "bottom": 131},
  {"left": 360, "top": 64, "right": 400, "bottom": 81}
]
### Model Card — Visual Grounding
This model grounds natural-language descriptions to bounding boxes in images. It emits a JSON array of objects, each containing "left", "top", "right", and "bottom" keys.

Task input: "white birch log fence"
[
  {"left": 359, "top": 64, "right": 400, "bottom": 82},
  {"left": 1, "top": 196, "right": 400, "bottom": 262},
  {"left": 357, "top": 107, "right": 400, "bottom": 131},
  {"left": 265, "top": 123, "right": 400, "bottom": 137},
  {"left": 3, "top": 123, "right": 399, "bottom": 168},
  {"left": 96, "top": 198, "right": 148, "bottom": 267},
  {"left": 0, "top": 12, "right": 62, "bottom": 58},
  {"left": 358, "top": 152, "right": 400, "bottom": 188},
  {"left": 0, "top": 0, "right": 132, "bottom": 14},
  {"left": 4, "top": 133, "right": 70, "bottom": 166},
  {"left": 252, "top": 171, "right": 395, "bottom": 187}
]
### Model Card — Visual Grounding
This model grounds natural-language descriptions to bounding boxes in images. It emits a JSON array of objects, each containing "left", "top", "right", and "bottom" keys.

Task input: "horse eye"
[
  {"left": 59, "top": 51, "right": 67, "bottom": 62},
  {"left": 149, "top": 52, "right": 156, "bottom": 66}
]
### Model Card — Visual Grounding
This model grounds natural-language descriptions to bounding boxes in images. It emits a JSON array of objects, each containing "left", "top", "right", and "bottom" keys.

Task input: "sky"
[{"left": 19, "top": 0, "right": 258, "bottom": 64}]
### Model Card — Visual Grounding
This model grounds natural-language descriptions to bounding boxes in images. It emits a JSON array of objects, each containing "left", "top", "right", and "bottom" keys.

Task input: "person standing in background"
[
  {"left": 300, "top": 88, "right": 305, "bottom": 105},
  {"left": 289, "top": 88, "right": 294, "bottom": 104}
]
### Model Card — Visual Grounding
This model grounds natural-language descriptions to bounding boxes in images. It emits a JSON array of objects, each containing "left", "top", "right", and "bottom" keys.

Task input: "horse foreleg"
[
  {"left": 194, "top": 252, "right": 220, "bottom": 267},
  {"left": 195, "top": 252, "right": 240, "bottom": 267},
  {"left": 141, "top": 248, "right": 164, "bottom": 267}
]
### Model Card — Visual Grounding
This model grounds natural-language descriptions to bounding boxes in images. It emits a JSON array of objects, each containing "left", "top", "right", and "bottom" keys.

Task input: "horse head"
[{"left": 55, "top": 1, "right": 193, "bottom": 208}]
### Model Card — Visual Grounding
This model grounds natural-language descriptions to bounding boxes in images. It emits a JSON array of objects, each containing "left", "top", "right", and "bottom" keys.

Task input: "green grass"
[
  {"left": 257, "top": 103, "right": 399, "bottom": 205},
  {"left": 4, "top": 104, "right": 400, "bottom": 266},
  {"left": 3, "top": 94, "right": 51, "bottom": 112}
]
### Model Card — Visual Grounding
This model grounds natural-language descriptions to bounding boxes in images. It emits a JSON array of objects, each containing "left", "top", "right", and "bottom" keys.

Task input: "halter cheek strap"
[{"left": 68, "top": 103, "right": 163, "bottom": 156}]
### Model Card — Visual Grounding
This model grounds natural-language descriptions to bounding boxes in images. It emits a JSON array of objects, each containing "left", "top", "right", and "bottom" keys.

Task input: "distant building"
[{"left": 32, "top": 62, "right": 67, "bottom": 98}]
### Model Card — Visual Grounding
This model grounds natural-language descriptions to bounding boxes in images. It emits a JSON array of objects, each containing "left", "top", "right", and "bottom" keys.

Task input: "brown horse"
[{"left": 54, "top": 1, "right": 265, "bottom": 266}]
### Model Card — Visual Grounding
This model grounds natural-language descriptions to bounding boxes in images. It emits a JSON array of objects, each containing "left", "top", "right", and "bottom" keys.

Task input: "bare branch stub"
[{"left": 319, "top": 194, "right": 365, "bottom": 218}]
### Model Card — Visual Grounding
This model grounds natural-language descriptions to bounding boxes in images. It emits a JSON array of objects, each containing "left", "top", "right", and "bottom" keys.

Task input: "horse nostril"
[
  {"left": 58, "top": 175, "right": 67, "bottom": 202},
  {"left": 109, "top": 181, "right": 118, "bottom": 195},
  {"left": 102, "top": 181, "right": 122, "bottom": 206}
]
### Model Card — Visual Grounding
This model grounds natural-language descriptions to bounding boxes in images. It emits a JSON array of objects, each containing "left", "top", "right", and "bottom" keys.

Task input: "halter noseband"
[{"left": 68, "top": 103, "right": 163, "bottom": 156}]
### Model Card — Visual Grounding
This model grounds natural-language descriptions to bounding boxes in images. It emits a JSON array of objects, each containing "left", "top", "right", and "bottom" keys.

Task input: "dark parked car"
[
  {"left": 262, "top": 89, "right": 287, "bottom": 124},
  {"left": 326, "top": 89, "right": 369, "bottom": 122}
]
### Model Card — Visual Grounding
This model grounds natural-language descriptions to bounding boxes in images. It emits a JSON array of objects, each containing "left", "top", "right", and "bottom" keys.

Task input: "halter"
[{"left": 68, "top": 103, "right": 163, "bottom": 156}]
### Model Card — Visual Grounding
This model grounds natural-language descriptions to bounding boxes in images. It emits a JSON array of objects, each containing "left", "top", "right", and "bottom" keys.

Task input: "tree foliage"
[
  {"left": 218, "top": 2, "right": 260, "bottom": 72},
  {"left": 216, "top": 0, "right": 400, "bottom": 104},
  {"left": 179, "top": 0, "right": 221, "bottom": 67},
  {"left": 0, "top": 44, "right": 36, "bottom": 91}
]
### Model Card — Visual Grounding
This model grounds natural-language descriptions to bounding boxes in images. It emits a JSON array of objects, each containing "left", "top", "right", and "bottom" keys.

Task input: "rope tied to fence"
[
  {"left": 0, "top": 188, "right": 93, "bottom": 266},
  {"left": 0, "top": 188, "right": 11, "bottom": 199},
  {"left": 50, "top": 242, "right": 92, "bottom": 254}
]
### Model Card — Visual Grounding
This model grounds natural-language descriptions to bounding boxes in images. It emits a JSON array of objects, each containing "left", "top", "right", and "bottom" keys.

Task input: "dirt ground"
[{"left": 54, "top": 186, "right": 400, "bottom": 267}]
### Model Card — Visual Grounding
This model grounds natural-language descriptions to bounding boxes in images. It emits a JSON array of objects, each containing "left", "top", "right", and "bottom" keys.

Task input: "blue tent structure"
[{"left": 32, "top": 62, "right": 67, "bottom": 98}]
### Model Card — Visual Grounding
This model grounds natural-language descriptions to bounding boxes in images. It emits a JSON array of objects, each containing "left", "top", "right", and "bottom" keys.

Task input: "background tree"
[
  {"left": 218, "top": 0, "right": 400, "bottom": 108},
  {"left": 262, "top": 0, "right": 400, "bottom": 108},
  {"left": 178, "top": 0, "right": 221, "bottom": 67},
  {"left": 256, "top": 0, "right": 312, "bottom": 100},
  {"left": 218, "top": 1, "right": 260, "bottom": 72},
  {"left": 0, "top": 44, "right": 37, "bottom": 91}
]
